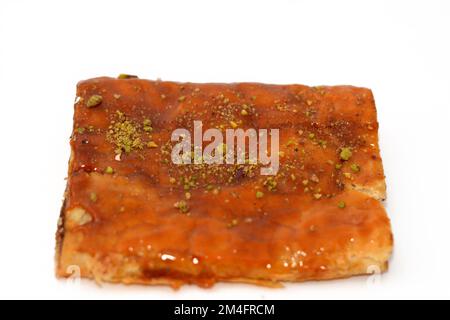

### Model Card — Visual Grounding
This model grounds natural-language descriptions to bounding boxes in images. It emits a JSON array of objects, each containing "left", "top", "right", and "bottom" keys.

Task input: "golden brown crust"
[{"left": 56, "top": 77, "right": 393, "bottom": 288}]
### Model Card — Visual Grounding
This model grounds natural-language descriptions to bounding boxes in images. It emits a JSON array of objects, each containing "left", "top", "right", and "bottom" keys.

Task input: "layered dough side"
[{"left": 57, "top": 172, "right": 392, "bottom": 288}]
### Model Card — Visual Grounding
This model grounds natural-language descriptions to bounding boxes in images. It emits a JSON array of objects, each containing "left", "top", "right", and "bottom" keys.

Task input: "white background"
[{"left": 0, "top": 0, "right": 449, "bottom": 300}]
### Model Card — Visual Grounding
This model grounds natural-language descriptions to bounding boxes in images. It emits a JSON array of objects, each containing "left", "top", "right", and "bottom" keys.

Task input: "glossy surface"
[{"left": 56, "top": 77, "right": 392, "bottom": 287}]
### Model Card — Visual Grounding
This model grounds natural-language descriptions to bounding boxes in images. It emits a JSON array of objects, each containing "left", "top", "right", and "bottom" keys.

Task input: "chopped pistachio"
[
  {"left": 335, "top": 163, "right": 342, "bottom": 170},
  {"left": 76, "top": 127, "right": 85, "bottom": 134},
  {"left": 256, "top": 191, "right": 264, "bottom": 199},
  {"left": 182, "top": 176, "right": 197, "bottom": 190},
  {"left": 241, "top": 109, "right": 249, "bottom": 116},
  {"left": 350, "top": 163, "right": 360, "bottom": 172},
  {"left": 308, "top": 133, "right": 315, "bottom": 139},
  {"left": 185, "top": 192, "right": 192, "bottom": 200},
  {"left": 143, "top": 119, "right": 153, "bottom": 132},
  {"left": 174, "top": 200, "right": 189, "bottom": 213},
  {"left": 86, "top": 95, "right": 103, "bottom": 108},
  {"left": 340, "top": 147, "right": 352, "bottom": 161},
  {"left": 104, "top": 166, "right": 114, "bottom": 174},
  {"left": 178, "top": 95, "right": 186, "bottom": 102},
  {"left": 286, "top": 139, "right": 296, "bottom": 147},
  {"left": 106, "top": 111, "right": 144, "bottom": 154},
  {"left": 302, "top": 179, "right": 309, "bottom": 186},
  {"left": 229, "top": 120, "right": 238, "bottom": 129},
  {"left": 147, "top": 141, "right": 158, "bottom": 148},
  {"left": 338, "top": 201, "right": 346, "bottom": 209},
  {"left": 118, "top": 74, "right": 138, "bottom": 79},
  {"left": 264, "top": 177, "right": 277, "bottom": 191},
  {"left": 89, "top": 192, "right": 97, "bottom": 202},
  {"left": 290, "top": 174, "right": 296, "bottom": 181}
]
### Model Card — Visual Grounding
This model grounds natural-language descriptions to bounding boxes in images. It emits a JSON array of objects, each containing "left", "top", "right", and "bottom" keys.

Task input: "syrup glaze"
[{"left": 57, "top": 77, "right": 392, "bottom": 287}]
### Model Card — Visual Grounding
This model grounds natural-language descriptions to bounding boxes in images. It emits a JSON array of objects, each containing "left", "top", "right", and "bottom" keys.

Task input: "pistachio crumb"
[
  {"left": 241, "top": 109, "right": 249, "bottom": 116},
  {"left": 174, "top": 200, "right": 189, "bottom": 213},
  {"left": 264, "top": 177, "right": 277, "bottom": 191},
  {"left": 147, "top": 141, "right": 158, "bottom": 148},
  {"left": 313, "top": 193, "right": 322, "bottom": 200},
  {"left": 256, "top": 191, "right": 264, "bottom": 199},
  {"left": 340, "top": 147, "right": 352, "bottom": 161},
  {"left": 143, "top": 118, "right": 153, "bottom": 132},
  {"left": 350, "top": 163, "right": 360, "bottom": 173},
  {"left": 76, "top": 127, "right": 85, "bottom": 134},
  {"left": 86, "top": 95, "right": 103, "bottom": 108},
  {"left": 178, "top": 96, "right": 186, "bottom": 102},
  {"left": 106, "top": 111, "right": 146, "bottom": 154},
  {"left": 104, "top": 166, "right": 114, "bottom": 174},
  {"left": 229, "top": 120, "right": 238, "bottom": 129},
  {"left": 338, "top": 201, "right": 346, "bottom": 209},
  {"left": 118, "top": 74, "right": 138, "bottom": 79}
]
